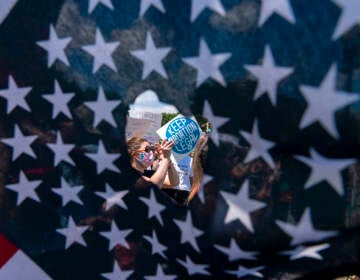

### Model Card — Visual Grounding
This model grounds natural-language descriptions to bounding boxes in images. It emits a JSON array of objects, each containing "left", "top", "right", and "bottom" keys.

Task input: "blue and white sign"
[{"left": 157, "top": 115, "right": 202, "bottom": 162}]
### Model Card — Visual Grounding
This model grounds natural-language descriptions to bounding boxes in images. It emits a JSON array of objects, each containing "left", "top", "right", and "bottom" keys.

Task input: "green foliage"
[
  {"left": 161, "top": 112, "right": 179, "bottom": 126},
  {"left": 194, "top": 114, "right": 209, "bottom": 130}
]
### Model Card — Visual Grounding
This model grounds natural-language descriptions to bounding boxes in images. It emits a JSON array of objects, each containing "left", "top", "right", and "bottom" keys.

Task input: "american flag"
[{"left": 0, "top": 0, "right": 360, "bottom": 279}]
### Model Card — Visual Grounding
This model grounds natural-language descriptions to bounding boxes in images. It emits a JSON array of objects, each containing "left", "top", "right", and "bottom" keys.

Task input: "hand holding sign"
[
  {"left": 157, "top": 114, "right": 202, "bottom": 163},
  {"left": 156, "top": 139, "right": 175, "bottom": 160}
]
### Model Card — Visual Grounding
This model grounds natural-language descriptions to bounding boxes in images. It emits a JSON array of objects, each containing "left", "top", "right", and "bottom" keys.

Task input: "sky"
[{"left": 129, "top": 90, "right": 179, "bottom": 114}]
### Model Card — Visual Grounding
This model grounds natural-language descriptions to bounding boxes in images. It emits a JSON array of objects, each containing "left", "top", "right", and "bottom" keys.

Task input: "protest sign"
[
  {"left": 125, "top": 117, "right": 151, "bottom": 140},
  {"left": 129, "top": 111, "right": 163, "bottom": 143},
  {"left": 157, "top": 114, "right": 202, "bottom": 162}
]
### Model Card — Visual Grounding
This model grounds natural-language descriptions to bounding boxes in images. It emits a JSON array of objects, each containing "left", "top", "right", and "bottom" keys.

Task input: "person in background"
[
  {"left": 161, "top": 151, "right": 194, "bottom": 205},
  {"left": 161, "top": 132, "right": 209, "bottom": 206},
  {"left": 186, "top": 133, "right": 209, "bottom": 204}
]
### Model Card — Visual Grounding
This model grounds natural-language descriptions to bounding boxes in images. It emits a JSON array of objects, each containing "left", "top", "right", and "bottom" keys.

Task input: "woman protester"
[{"left": 126, "top": 137, "right": 179, "bottom": 190}]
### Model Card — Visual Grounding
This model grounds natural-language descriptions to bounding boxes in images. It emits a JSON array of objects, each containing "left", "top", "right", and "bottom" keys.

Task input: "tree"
[{"left": 161, "top": 112, "right": 179, "bottom": 126}]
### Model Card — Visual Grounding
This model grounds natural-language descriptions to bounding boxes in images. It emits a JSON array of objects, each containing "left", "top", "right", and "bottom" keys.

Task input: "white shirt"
[{"left": 173, "top": 155, "right": 193, "bottom": 191}]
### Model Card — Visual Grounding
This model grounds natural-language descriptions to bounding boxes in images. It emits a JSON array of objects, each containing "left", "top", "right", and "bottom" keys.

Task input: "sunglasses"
[{"left": 138, "top": 145, "right": 156, "bottom": 153}]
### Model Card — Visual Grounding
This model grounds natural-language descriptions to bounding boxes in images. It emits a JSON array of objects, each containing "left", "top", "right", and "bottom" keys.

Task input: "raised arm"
[{"left": 142, "top": 139, "right": 179, "bottom": 187}]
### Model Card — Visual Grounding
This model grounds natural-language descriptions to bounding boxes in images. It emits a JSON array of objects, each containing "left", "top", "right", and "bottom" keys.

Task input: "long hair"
[
  {"left": 126, "top": 137, "right": 148, "bottom": 159},
  {"left": 186, "top": 134, "right": 208, "bottom": 204}
]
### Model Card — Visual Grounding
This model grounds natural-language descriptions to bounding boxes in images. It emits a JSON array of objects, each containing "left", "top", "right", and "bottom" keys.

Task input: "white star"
[
  {"left": 214, "top": 239, "right": 258, "bottom": 261},
  {"left": 226, "top": 265, "right": 265, "bottom": 279},
  {"left": 332, "top": 0, "right": 360, "bottom": 40},
  {"left": 99, "top": 221, "right": 132, "bottom": 251},
  {"left": 183, "top": 38, "right": 231, "bottom": 87},
  {"left": 173, "top": 211, "right": 204, "bottom": 252},
  {"left": 5, "top": 171, "right": 41, "bottom": 206},
  {"left": 244, "top": 45, "right": 293, "bottom": 106},
  {"left": 84, "top": 140, "right": 121, "bottom": 174},
  {"left": 52, "top": 177, "right": 84, "bottom": 206},
  {"left": 279, "top": 243, "right": 330, "bottom": 261},
  {"left": 82, "top": 28, "right": 120, "bottom": 73},
  {"left": 221, "top": 180, "right": 266, "bottom": 233},
  {"left": 203, "top": 100, "right": 229, "bottom": 146},
  {"left": 139, "top": 188, "right": 166, "bottom": 226},
  {"left": 46, "top": 131, "right": 75, "bottom": 166},
  {"left": 145, "top": 265, "right": 177, "bottom": 280},
  {"left": 197, "top": 174, "right": 213, "bottom": 203},
  {"left": 139, "top": 0, "right": 165, "bottom": 17},
  {"left": 88, "top": 0, "right": 114, "bottom": 13},
  {"left": 177, "top": 256, "right": 210, "bottom": 276},
  {"left": 56, "top": 217, "right": 88, "bottom": 249},
  {"left": 239, "top": 120, "right": 276, "bottom": 169},
  {"left": 95, "top": 183, "right": 128, "bottom": 211},
  {"left": 1, "top": 125, "right": 37, "bottom": 160},
  {"left": 130, "top": 32, "right": 171, "bottom": 79},
  {"left": 258, "top": 0, "right": 295, "bottom": 26},
  {"left": 299, "top": 64, "right": 359, "bottom": 139},
  {"left": 275, "top": 208, "right": 338, "bottom": 246},
  {"left": 42, "top": 80, "right": 74, "bottom": 119},
  {"left": 190, "top": 0, "right": 226, "bottom": 22},
  {"left": 101, "top": 262, "right": 133, "bottom": 280},
  {"left": 294, "top": 148, "right": 355, "bottom": 196},
  {"left": 84, "top": 87, "right": 121, "bottom": 127},
  {"left": 143, "top": 230, "right": 168, "bottom": 259},
  {"left": 37, "top": 25, "right": 71, "bottom": 67},
  {"left": 0, "top": 0, "right": 18, "bottom": 25},
  {"left": 0, "top": 76, "right": 31, "bottom": 114}
]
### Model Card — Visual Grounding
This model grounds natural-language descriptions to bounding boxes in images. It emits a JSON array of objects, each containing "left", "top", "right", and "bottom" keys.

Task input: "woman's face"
[
  {"left": 139, "top": 141, "right": 150, "bottom": 152},
  {"left": 133, "top": 141, "right": 155, "bottom": 168}
]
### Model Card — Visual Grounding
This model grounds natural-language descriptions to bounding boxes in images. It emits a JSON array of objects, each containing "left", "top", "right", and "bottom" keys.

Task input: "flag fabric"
[
  {"left": 0, "top": 234, "right": 52, "bottom": 279},
  {"left": 0, "top": 0, "right": 360, "bottom": 279}
]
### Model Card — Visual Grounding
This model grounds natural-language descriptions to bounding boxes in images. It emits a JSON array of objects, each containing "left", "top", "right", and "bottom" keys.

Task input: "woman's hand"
[{"left": 157, "top": 139, "right": 174, "bottom": 160}]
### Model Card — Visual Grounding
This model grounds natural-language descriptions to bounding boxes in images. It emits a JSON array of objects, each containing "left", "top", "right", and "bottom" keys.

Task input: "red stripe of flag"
[{"left": 0, "top": 234, "right": 18, "bottom": 268}]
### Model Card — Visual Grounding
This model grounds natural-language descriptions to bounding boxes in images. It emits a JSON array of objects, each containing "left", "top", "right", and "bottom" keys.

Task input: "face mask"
[{"left": 136, "top": 151, "right": 154, "bottom": 167}]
